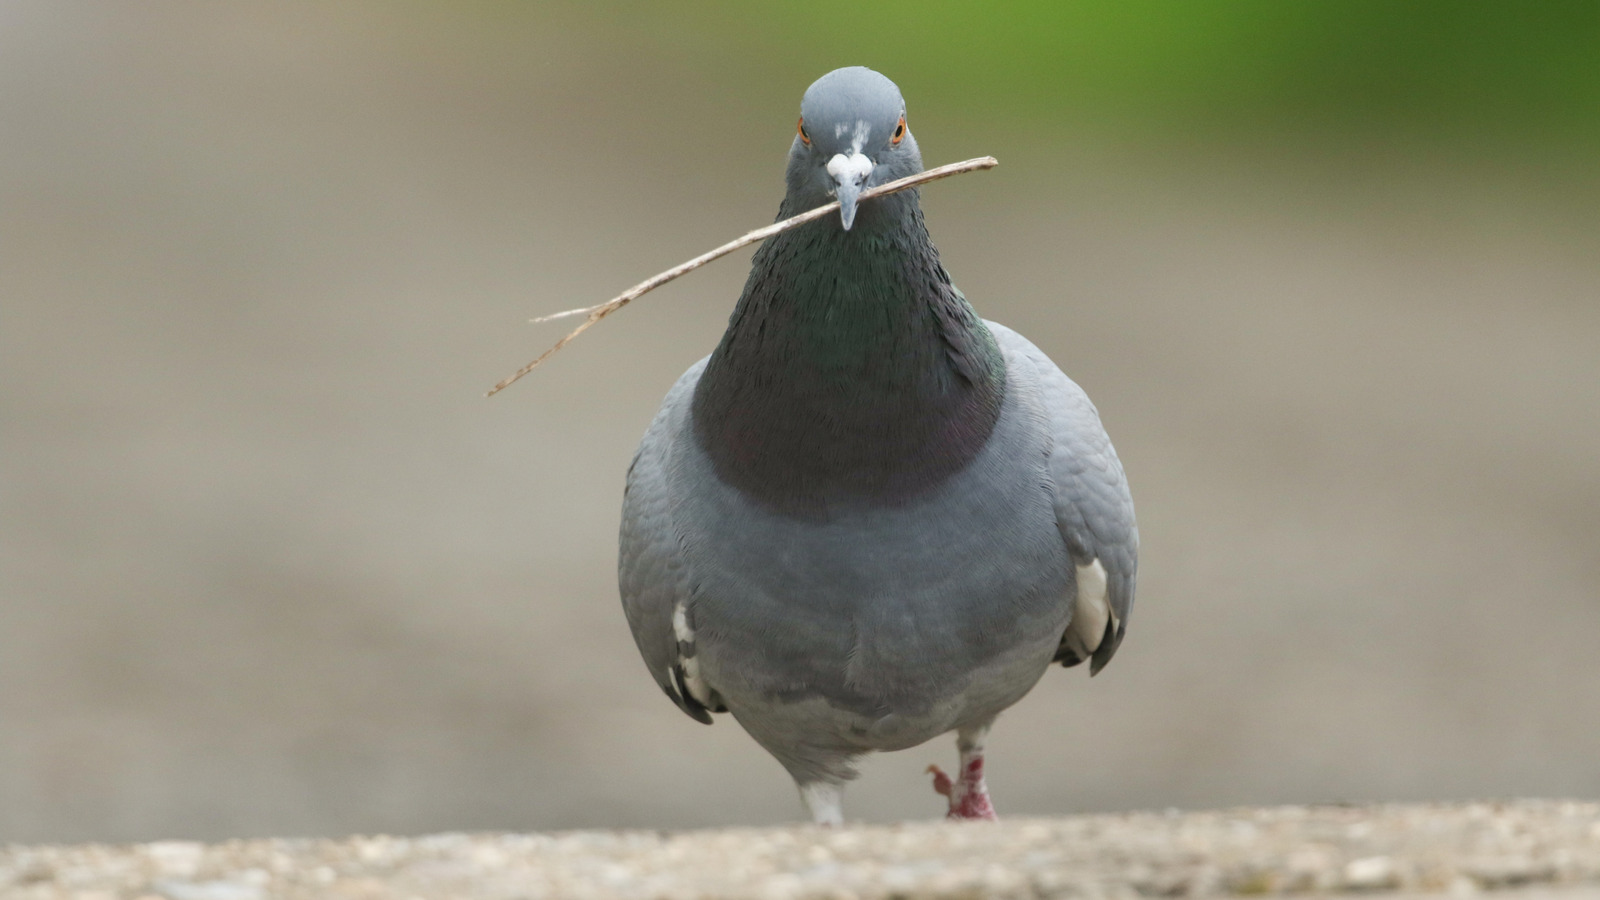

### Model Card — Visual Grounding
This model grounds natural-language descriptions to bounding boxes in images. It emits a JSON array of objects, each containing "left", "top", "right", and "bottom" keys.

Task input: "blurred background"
[{"left": 2, "top": 1, "right": 1597, "bottom": 843}]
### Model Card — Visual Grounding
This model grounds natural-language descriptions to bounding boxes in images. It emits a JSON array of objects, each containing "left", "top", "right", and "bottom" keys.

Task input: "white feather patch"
[
  {"left": 1064, "top": 559, "right": 1113, "bottom": 660},
  {"left": 679, "top": 655, "right": 709, "bottom": 705},
  {"left": 672, "top": 601, "right": 712, "bottom": 706},
  {"left": 671, "top": 601, "right": 693, "bottom": 644},
  {"left": 799, "top": 782, "right": 844, "bottom": 826}
]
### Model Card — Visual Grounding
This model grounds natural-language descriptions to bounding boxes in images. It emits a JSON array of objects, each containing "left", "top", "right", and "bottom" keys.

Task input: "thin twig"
[
  {"left": 487, "top": 155, "right": 998, "bottom": 397},
  {"left": 529, "top": 305, "right": 597, "bottom": 324}
]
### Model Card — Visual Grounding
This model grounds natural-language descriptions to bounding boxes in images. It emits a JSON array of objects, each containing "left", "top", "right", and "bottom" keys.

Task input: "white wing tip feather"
[
  {"left": 1064, "top": 559, "right": 1115, "bottom": 660},
  {"left": 672, "top": 601, "right": 714, "bottom": 708}
]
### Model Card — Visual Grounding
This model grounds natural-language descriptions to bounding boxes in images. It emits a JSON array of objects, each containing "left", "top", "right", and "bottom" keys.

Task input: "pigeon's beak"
[{"left": 826, "top": 152, "right": 874, "bottom": 231}]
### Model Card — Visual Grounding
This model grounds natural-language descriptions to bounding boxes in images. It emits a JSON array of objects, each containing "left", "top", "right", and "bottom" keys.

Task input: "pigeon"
[{"left": 618, "top": 66, "right": 1137, "bottom": 824}]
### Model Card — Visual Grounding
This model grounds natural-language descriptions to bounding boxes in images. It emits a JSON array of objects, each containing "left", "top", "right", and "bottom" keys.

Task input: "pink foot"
[{"left": 926, "top": 756, "right": 998, "bottom": 820}]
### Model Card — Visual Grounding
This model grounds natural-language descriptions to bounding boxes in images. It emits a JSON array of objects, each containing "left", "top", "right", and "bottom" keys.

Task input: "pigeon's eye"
[
  {"left": 797, "top": 117, "right": 810, "bottom": 145},
  {"left": 891, "top": 116, "right": 906, "bottom": 145}
]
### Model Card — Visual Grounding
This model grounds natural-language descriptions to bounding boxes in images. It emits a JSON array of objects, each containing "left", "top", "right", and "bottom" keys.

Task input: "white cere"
[{"left": 826, "top": 152, "right": 874, "bottom": 187}]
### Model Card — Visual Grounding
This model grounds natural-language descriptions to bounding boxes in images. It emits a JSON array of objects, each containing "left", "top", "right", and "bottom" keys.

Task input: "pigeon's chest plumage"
[{"left": 662, "top": 341, "right": 1072, "bottom": 727}]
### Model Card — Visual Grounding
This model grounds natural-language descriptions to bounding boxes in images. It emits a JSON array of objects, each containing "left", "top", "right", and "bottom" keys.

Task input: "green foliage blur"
[{"left": 583, "top": 1, "right": 1599, "bottom": 157}]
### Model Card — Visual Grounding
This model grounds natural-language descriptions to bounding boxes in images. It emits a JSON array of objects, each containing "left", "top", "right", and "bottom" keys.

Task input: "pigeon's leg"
[
  {"left": 798, "top": 781, "right": 844, "bottom": 826},
  {"left": 926, "top": 723, "right": 998, "bottom": 820}
]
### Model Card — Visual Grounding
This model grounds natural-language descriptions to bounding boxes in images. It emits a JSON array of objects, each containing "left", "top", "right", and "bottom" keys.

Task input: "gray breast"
[{"left": 664, "top": 337, "right": 1073, "bottom": 728}]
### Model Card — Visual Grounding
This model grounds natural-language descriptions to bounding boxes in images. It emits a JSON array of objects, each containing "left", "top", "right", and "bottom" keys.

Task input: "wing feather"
[
  {"left": 990, "top": 323, "right": 1139, "bottom": 674},
  {"left": 618, "top": 358, "right": 721, "bottom": 723}
]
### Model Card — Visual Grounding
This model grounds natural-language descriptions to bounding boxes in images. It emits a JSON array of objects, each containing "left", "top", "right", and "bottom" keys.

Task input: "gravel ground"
[{"left": 3, "top": 801, "right": 1598, "bottom": 900}]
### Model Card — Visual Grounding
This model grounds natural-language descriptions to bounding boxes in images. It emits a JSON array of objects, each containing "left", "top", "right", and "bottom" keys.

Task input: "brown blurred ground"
[{"left": 1, "top": 4, "right": 1597, "bottom": 843}]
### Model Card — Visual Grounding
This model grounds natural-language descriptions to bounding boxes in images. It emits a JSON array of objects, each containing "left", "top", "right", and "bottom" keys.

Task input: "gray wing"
[
  {"left": 618, "top": 357, "right": 725, "bottom": 723},
  {"left": 990, "top": 322, "right": 1139, "bottom": 675}
]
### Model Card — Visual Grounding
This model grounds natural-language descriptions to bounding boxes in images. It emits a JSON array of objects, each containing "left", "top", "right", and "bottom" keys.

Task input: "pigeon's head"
[{"left": 788, "top": 66, "right": 923, "bottom": 231}]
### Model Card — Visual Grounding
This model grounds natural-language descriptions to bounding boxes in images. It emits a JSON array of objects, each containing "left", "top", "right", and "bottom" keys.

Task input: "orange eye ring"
[
  {"left": 891, "top": 116, "right": 906, "bottom": 145},
  {"left": 797, "top": 117, "right": 810, "bottom": 145}
]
